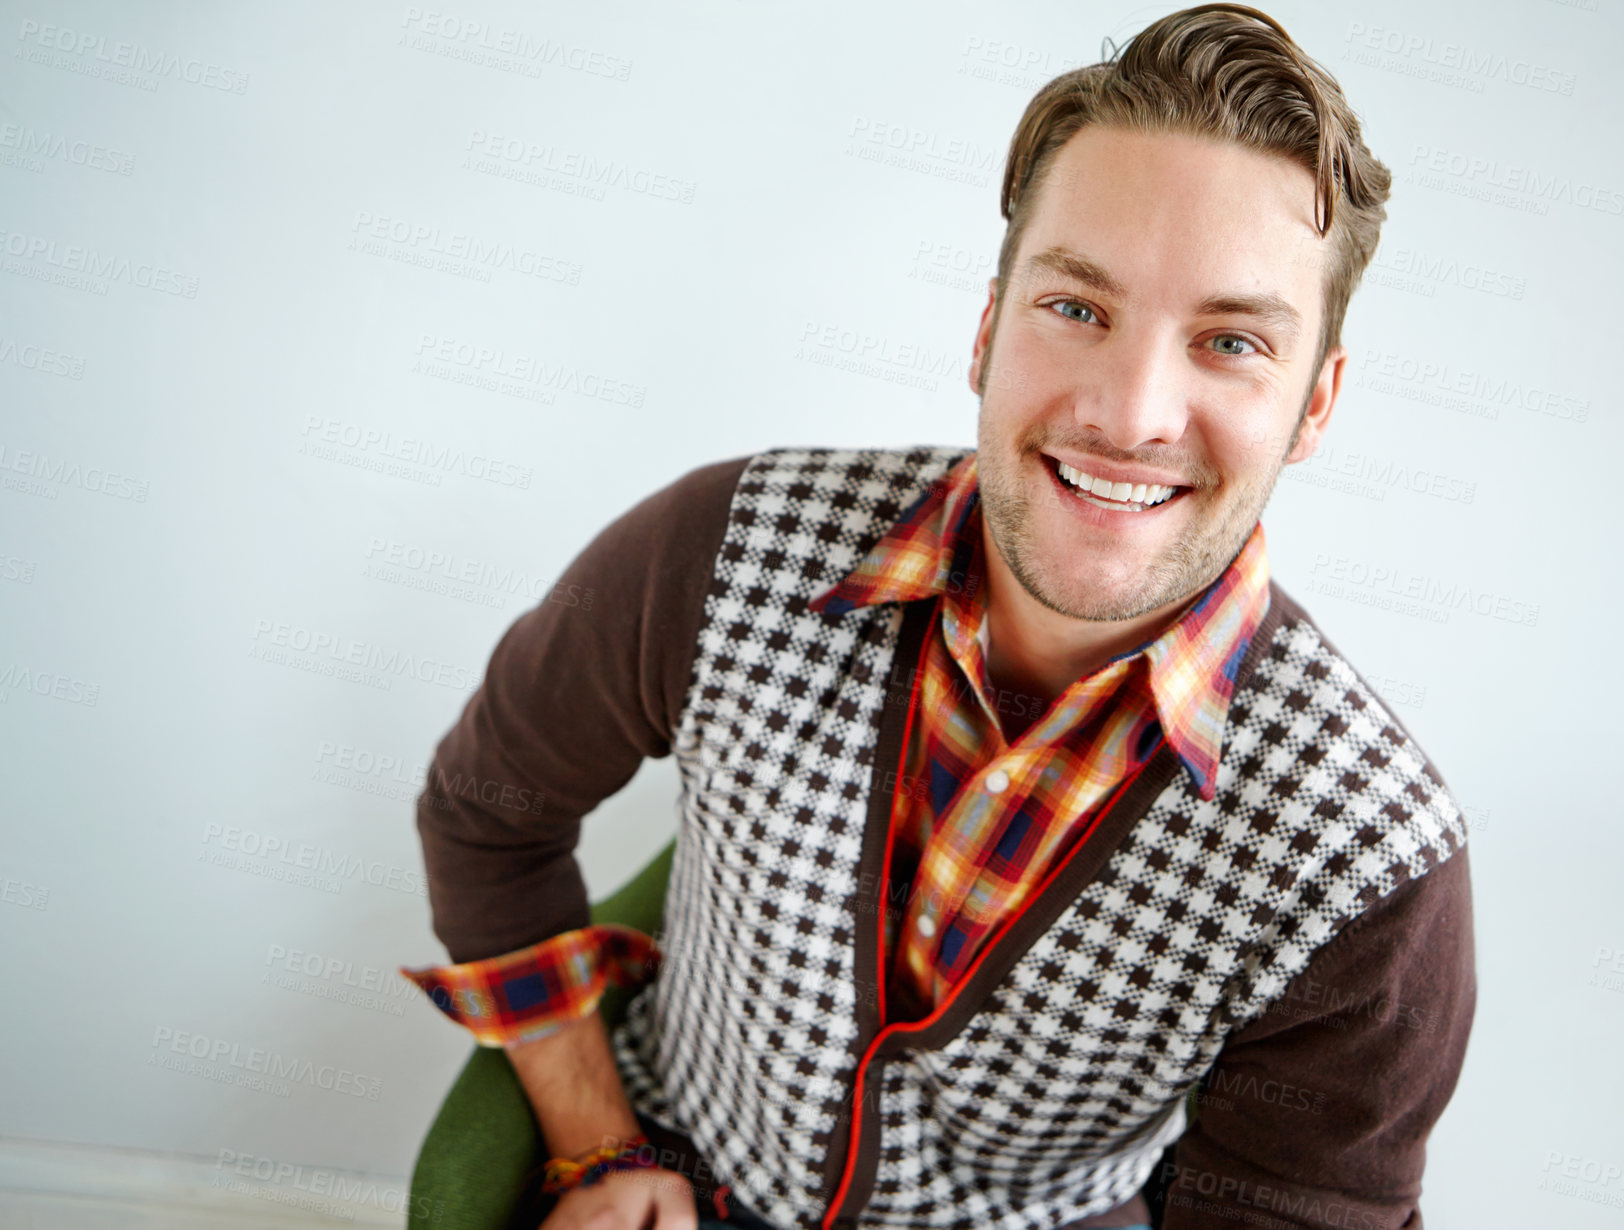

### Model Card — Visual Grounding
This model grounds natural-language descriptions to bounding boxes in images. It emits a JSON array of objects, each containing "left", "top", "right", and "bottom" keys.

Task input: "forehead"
[{"left": 1018, "top": 124, "right": 1327, "bottom": 309}]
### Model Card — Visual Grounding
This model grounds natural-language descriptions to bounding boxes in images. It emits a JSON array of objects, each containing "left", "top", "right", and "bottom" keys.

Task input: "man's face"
[{"left": 969, "top": 124, "right": 1346, "bottom": 623}]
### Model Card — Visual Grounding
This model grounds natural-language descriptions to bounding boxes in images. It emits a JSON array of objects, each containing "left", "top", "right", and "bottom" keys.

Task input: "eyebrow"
[{"left": 1020, "top": 245, "right": 1303, "bottom": 346}]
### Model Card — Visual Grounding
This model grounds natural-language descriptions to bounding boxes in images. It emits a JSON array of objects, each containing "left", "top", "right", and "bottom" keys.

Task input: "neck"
[{"left": 977, "top": 514, "right": 1203, "bottom": 711}]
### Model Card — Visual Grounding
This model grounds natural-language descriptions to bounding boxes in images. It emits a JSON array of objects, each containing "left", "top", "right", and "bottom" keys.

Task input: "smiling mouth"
[{"left": 1043, "top": 454, "right": 1192, "bottom": 513}]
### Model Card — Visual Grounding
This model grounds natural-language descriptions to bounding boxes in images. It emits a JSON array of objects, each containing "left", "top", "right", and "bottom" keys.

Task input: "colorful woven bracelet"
[{"left": 540, "top": 1134, "right": 656, "bottom": 1195}]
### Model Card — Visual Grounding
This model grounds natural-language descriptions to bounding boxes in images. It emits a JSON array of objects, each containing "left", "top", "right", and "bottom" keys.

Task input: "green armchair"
[{"left": 407, "top": 838, "right": 676, "bottom": 1230}]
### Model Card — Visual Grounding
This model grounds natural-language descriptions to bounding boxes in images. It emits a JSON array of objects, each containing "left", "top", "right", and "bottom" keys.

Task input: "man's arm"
[
  {"left": 414, "top": 453, "right": 750, "bottom": 964},
  {"left": 1159, "top": 844, "right": 1477, "bottom": 1230},
  {"left": 407, "top": 454, "right": 749, "bottom": 1225},
  {"left": 509, "top": 1013, "right": 644, "bottom": 1159}
]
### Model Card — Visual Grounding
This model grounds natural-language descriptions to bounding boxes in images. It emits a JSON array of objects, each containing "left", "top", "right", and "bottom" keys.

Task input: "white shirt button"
[
  {"left": 985, "top": 769, "right": 1010, "bottom": 794},
  {"left": 916, "top": 914, "right": 937, "bottom": 938}
]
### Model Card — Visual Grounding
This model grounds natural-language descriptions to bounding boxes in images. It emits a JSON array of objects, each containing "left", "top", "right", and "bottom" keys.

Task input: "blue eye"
[
  {"left": 1210, "top": 335, "right": 1258, "bottom": 357},
  {"left": 1047, "top": 300, "right": 1096, "bottom": 324}
]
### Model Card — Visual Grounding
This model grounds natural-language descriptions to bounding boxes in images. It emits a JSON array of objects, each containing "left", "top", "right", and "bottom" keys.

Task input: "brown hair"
[{"left": 993, "top": 3, "right": 1391, "bottom": 375}]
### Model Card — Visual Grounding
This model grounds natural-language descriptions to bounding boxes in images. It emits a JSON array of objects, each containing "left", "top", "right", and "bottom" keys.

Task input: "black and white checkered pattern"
[{"left": 612, "top": 446, "right": 1468, "bottom": 1230}]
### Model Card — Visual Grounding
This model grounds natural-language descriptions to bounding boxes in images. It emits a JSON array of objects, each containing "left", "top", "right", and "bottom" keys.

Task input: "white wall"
[{"left": 1, "top": 0, "right": 1619, "bottom": 1224}]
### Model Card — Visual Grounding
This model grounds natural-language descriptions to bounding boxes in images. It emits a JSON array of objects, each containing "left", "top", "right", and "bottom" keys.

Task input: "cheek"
[
  {"left": 985, "top": 326, "right": 1074, "bottom": 399},
  {"left": 1206, "top": 419, "right": 1283, "bottom": 485}
]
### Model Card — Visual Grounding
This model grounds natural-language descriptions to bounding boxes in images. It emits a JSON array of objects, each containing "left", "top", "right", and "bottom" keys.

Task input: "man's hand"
[{"left": 539, "top": 1165, "right": 698, "bottom": 1229}]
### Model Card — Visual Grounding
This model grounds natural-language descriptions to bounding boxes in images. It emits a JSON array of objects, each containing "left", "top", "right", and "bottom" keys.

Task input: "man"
[{"left": 402, "top": 6, "right": 1475, "bottom": 1229}]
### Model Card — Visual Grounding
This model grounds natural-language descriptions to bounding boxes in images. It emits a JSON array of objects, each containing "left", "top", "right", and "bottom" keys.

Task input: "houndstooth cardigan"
[{"left": 595, "top": 445, "right": 1473, "bottom": 1230}]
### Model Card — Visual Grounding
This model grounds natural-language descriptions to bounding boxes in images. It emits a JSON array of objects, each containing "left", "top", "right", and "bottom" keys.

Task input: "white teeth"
[{"left": 1055, "top": 460, "right": 1178, "bottom": 508}]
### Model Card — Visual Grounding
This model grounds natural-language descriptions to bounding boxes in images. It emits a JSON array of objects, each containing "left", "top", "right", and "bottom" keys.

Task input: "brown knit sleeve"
[
  {"left": 412, "top": 453, "right": 751, "bottom": 964},
  {"left": 1159, "top": 844, "right": 1477, "bottom": 1230}
]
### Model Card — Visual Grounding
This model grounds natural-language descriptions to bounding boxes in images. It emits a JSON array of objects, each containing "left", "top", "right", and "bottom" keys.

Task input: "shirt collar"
[{"left": 809, "top": 453, "right": 1271, "bottom": 799}]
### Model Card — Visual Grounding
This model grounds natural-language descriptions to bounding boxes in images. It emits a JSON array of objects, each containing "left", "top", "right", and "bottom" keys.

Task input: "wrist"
[{"left": 540, "top": 1133, "right": 657, "bottom": 1195}]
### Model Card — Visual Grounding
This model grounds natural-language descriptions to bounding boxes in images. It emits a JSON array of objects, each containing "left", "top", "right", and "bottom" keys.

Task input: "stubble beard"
[{"left": 974, "top": 339, "right": 1301, "bottom": 624}]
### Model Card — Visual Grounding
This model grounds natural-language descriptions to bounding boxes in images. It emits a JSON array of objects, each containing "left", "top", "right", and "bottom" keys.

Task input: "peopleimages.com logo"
[{"left": 148, "top": 1026, "right": 382, "bottom": 1100}]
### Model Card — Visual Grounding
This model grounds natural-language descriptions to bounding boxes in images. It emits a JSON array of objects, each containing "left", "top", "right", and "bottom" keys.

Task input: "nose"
[{"left": 1072, "top": 329, "right": 1189, "bottom": 450}]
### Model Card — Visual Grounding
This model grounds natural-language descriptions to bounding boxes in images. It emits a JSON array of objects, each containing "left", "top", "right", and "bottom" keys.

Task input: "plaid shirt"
[{"left": 401, "top": 453, "right": 1269, "bottom": 1043}]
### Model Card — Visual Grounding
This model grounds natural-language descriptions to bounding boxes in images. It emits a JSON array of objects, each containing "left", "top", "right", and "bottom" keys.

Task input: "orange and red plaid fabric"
[
  {"left": 399, "top": 923, "right": 659, "bottom": 1047},
  {"left": 400, "top": 453, "right": 1269, "bottom": 1043}
]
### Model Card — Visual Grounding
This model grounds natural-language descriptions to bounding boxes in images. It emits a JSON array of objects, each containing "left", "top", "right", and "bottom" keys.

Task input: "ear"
[
  {"left": 1284, "top": 343, "right": 1346, "bottom": 464},
  {"left": 967, "top": 277, "right": 999, "bottom": 397}
]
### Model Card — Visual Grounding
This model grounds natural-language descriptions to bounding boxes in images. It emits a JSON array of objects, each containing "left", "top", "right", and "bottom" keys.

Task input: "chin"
[{"left": 1027, "top": 558, "right": 1151, "bottom": 622}]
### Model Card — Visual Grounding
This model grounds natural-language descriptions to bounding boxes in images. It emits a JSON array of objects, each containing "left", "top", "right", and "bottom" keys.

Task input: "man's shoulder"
[
  {"left": 1258, "top": 580, "right": 1448, "bottom": 778},
  {"left": 604, "top": 444, "right": 974, "bottom": 613},
  {"left": 679, "top": 444, "right": 976, "bottom": 575},
  {"left": 739, "top": 442, "right": 975, "bottom": 491},
  {"left": 655, "top": 444, "right": 974, "bottom": 524},
  {"left": 1227, "top": 579, "right": 1470, "bottom": 876}
]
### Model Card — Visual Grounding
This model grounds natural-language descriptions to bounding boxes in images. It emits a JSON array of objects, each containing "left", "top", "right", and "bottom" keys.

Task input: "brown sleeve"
[
  {"left": 412, "top": 453, "right": 751, "bottom": 964},
  {"left": 1159, "top": 844, "right": 1477, "bottom": 1230}
]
